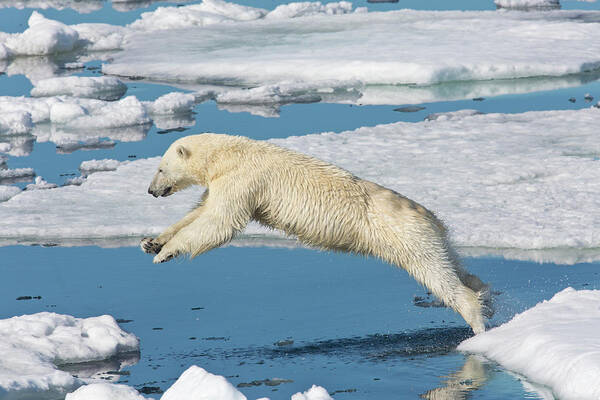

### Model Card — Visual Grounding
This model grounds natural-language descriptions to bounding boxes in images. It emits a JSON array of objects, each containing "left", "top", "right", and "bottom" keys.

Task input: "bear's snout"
[{"left": 148, "top": 185, "right": 172, "bottom": 197}]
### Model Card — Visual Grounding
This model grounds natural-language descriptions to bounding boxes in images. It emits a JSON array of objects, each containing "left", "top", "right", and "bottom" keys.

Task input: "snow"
[
  {"left": 31, "top": 76, "right": 128, "bottom": 101},
  {"left": 63, "top": 365, "right": 336, "bottom": 400},
  {"left": 0, "top": 92, "right": 192, "bottom": 147},
  {"left": 103, "top": 6, "right": 600, "bottom": 92},
  {"left": 65, "top": 383, "right": 149, "bottom": 400},
  {"left": 80, "top": 159, "right": 128, "bottom": 176},
  {"left": 0, "top": 185, "right": 21, "bottom": 202},
  {"left": 458, "top": 288, "right": 600, "bottom": 400},
  {"left": 0, "top": 111, "right": 33, "bottom": 134},
  {"left": 142, "top": 92, "right": 195, "bottom": 115},
  {"left": 128, "top": 0, "right": 267, "bottom": 31},
  {"left": 160, "top": 366, "right": 247, "bottom": 400},
  {"left": 25, "top": 176, "right": 58, "bottom": 190},
  {"left": 495, "top": 0, "right": 561, "bottom": 9},
  {"left": 0, "top": 167, "right": 35, "bottom": 183},
  {"left": 291, "top": 385, "right": 334, "bottom": 400},
  {"left": 0, "top": 312, "right": 139, "bottom": 396},
  {"left": 1, "top": 11, "right": 80, "bottom": 59},
  {"left": 0, "top": 0, "right": 103, "bottom": 13},
  {"left": 0, "top": 107, "right": 598, "bottom": 263}
]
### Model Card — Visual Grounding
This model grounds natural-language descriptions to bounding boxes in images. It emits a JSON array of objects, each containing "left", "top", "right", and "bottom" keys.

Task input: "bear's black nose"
[{"left": 148, "top": 188, "right": 158, "bottom": 197}]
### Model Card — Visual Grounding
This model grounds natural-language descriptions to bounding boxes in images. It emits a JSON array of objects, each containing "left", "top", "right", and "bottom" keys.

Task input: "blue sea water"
[{"left": 1, "top": 0, "right": 600, "bottom": 398}]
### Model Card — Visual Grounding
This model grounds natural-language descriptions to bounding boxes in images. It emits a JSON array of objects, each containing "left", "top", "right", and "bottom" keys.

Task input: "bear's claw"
[{"left": 140, "top": 237, "right": 163, "bottom": 254}]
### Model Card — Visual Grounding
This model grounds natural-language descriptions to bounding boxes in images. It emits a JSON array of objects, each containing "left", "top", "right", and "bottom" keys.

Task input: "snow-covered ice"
[
  {"left": 64, "top": 365, "right": 335, "bottom": 400},
  {"left": 25, "top": 176, "right": 58, "bottom": 190},
  {"left": 142, "top": 92, "right": 195, "bottom": 115},
  {"left": 291, "top": 385, "right": 334, "bottom": 400},
  {"left": 0, "top": 111, "right": 33, "bottom": 135},
  {"left": 0, "top": 167, "right": 35, "bottom": 184},
  {"left": 65, "top": 383, "right": 149, "bottom": 400},
  {"left": 103, "top": 5, "right": 600, "bottom": 90},
  {"left": 458, "top": 288, "right": 600, "bottom": 400},
  {"left": 0, "top": 185, "right": 21, "bottom": 202},
  {"left": 31, "top": 76, "right": 128, "bottom": 101},
  {"left": 0, "top": 92, "right": 194, "bottom": 148},
  {"left": 0, "top": 107, "right": 598, "bottom": 263},
  {"left": 0, "top": 0, "right": 103, "bottom": 13},
  {"left": 0, "top": 11, "right": 80, "bottom": 59},
  {"left": 0, "top": 312, "right": 139, "bottom": 397},
  {"left": 79, "top": 159, "right": 128, "bottom": 176},
  {"left": 495, "top": 0, "right": 560, "bottom": 9},
  {"left": 160, "top": 366, "right": 247, "bottom": 400}
]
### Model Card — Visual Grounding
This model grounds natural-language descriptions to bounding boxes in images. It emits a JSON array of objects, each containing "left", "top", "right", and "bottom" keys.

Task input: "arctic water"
[{"left": 1, "top": 0, "right": 600, "bottom": 399}]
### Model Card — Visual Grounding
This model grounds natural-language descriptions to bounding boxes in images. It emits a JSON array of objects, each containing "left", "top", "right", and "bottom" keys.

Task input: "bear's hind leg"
[{"left": 393, "top": 249, "right": 488, "bottom": 334}]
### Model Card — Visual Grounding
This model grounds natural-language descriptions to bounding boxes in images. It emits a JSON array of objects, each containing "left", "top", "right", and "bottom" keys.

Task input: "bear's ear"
[{"left": 176, "top": 145, "right": 191, "bottom": 159}]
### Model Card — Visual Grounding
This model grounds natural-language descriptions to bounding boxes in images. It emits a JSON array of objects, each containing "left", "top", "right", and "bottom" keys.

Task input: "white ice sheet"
[{"left": 458, "top": 287, "right": 600, "bottom": 400}]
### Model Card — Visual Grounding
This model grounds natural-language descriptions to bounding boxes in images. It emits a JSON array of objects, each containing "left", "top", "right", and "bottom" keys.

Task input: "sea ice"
[
  {"left": 458, "top": 288, "right": 600, "bottom": 400},
  {"left": 495, "top": 0, "right": 561, "bottom": 9},
  {"left": 25, "top": 176, "right": 58, "bottom": 190},
  {"left": 31, "top": 76, "right": 128, "bottom": 101},
  {"left": 1, "top": 11, "right": 80, "bottom": 58},
  {"left": 0, "top": 92, "right": 193, "bottom": 148},
  {"left": 65, "top": 383, "right": 149, "bottom": 400},
  {"left": 142, "top": 92, "right": 195, "bottom": 115},
  {"left": 0, "top": 312, "right": 139, "bottom": 397},
  {"left": 0, "top": 111, "right": 33, "bottom": 135},
  {"left": 0, "top": 108, "right": 598, "bottom": 263},
  {"left": 0, "top": 0, "right": 103, "bottom": 13},
  {"left": 79, "top": 159, "right": 128, "bottom": 176},
  {"left": 103, "top": 4, "right": 600, "bottom": 91},
  {"left": 0, "top": 167, "right": 35, "bottom": 184},
  {"left": 0, "top": 185, "right": 21, "bottom": 202},
  {"left": 291, "top": 385, "right": 334, "bottom": 400},
  {"left": 160, "top": 366, "right": 247, "bottom": 400}
]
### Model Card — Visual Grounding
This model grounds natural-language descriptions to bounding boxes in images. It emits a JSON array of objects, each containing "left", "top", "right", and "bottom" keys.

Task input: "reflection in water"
[
  {"left": 224, "top": 327, "right": 474, "bottom": 361},
  {"left": 421, "top": 355, "right": 489, "bottom": 400},
  {"left": 58, "top": 350, "right": 140, "bottom": 381}
]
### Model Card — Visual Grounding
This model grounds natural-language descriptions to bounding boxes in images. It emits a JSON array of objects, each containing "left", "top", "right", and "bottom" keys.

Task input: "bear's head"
[{"left": 147, "top": 135, "right": 201, "bottom": 197}]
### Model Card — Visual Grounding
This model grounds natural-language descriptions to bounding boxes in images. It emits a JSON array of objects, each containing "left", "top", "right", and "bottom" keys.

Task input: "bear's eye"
[{"left": 158, "top": 168, "right": 163, "bottom": 173}]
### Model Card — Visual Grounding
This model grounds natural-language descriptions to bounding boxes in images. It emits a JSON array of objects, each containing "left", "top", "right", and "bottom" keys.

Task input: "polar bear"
[{"left": 141, "top": 133, "right": 492, "bottom": 334}]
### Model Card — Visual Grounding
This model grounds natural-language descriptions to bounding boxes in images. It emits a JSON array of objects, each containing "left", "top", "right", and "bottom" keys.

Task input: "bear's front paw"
[
  {"left": 153, "top": 250, "right": 178, "bottom": 264},
  {"left": 140, "top": 237, "right": 163, "bottom": 254}
]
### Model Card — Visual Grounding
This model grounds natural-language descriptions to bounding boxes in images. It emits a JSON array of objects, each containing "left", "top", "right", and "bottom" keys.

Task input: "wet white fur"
[{"left": 142, "top": 134, "right": 491, "bottom": 334}]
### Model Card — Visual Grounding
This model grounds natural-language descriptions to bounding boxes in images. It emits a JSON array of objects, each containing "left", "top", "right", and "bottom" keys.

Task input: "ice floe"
[
  {"left": 64, "top": 364, "right": 334, "bottom": 400},
  {"left": 0, "top": 312, "right": 139, "bottom": 398},
  {"left": 103, "top": 5, "right": 600, "bottom": 90},
  {"left": 25, "top": 176, "right": 58, "bottom": 190},
  {"left": 291, "top": 385, "right": 334, "bottom": 400},
  {"left": 495, "top": 0, "right": 561, "bottom": 9},
  {"left": 0, "top": 107, "right": 598, "bottom": 264},
  {"left": 31, "top": 76, "right": 128, "bottom": 101},
  {"left": 160, "top": 366, "right": 247, "bottom": 400},
  {"left": 0, "top": 0, "right": 103, "bottom": 13},
  {"left": 4, "top": 2, "right": 600, "bottom": 106},
  {"left": 0, "top": 91, "right": 195, "bottom": 149},
  {"left": 458, "top": 287, "right": 600, "bottom": 400},
  {"left": 0, "top": 167, "right": 35, "bottom": 184},
  {"left": 65, "top": 383, "right": 149, "bottom": 400},
  {"left": 0, "top": 11, "right": 80, "bottom": 59},
  {"left": 0, "top": 185, "right": 21, "bottom": 202},
  {"left": 79, "top": 159, "right": 128, "bottom": 176}
]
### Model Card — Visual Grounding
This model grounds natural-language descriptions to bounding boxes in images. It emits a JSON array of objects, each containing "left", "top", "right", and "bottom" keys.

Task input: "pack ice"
[
  {"left": 0, "top": 312, "right": 139, "bottom": 398},
  {"left": 459, "top": 287, "right": 600, "bottom": 400},
  {"left": 0, "top": 107, "right": 598, "bottom": 264}
]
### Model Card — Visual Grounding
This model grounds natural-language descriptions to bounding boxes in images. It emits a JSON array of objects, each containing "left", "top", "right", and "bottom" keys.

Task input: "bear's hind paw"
[{"left": 141, "top": 237, "right": 163, "bottom": 254}]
